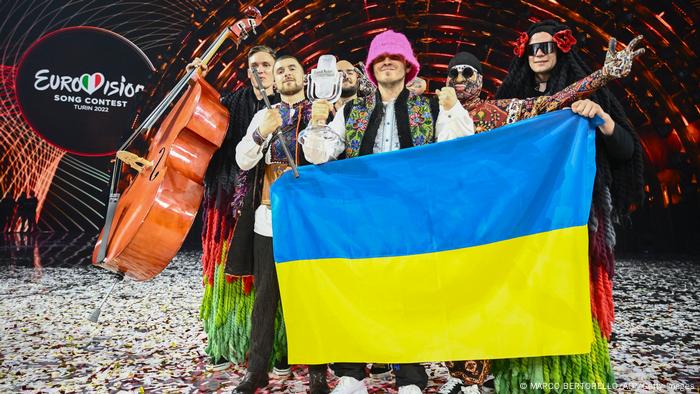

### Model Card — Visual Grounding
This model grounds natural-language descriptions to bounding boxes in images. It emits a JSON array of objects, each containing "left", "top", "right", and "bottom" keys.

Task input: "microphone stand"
[{"left": 250, "top": 68, "right": 299, "bottom": 178}]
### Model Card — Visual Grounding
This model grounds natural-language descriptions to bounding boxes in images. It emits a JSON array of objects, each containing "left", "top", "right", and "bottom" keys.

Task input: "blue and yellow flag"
[{"left": 272, "top": 110, "right": 598, "bottom": 364}]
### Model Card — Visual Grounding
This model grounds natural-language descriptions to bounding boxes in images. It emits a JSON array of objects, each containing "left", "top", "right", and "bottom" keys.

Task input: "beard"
[
  {"left": 449, "top": 74, "right": 483, "bottom": 104},
  {"left": 341, "top": 84, "right": 358, "bottom": 98},
  {"left": 278, "top": 80, "right": 303, "bottom": 96},
  {"left": 375, "top": 67, "right": 405, "bottom": 87}
]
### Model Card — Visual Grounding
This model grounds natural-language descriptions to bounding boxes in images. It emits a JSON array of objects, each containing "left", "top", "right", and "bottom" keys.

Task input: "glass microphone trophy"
[{"left": 298, "top": 54, "right": 343, "bottom": 146}]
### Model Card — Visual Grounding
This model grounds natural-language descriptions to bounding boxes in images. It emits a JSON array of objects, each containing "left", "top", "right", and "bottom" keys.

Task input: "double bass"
[{"left": 92, "top": 8, "right": 263, "bottom": 282}]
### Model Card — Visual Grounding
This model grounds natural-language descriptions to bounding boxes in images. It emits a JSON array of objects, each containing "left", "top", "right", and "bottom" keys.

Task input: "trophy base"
[{"left": 298, "top": 125, "right": 342, "bottom": 146}]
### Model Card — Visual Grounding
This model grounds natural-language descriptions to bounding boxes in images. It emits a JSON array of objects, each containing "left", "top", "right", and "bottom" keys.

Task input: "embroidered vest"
[
  {"left": 269, "top": 100, "right": 312, "bottom": 164},
  {"left": 344, "top": 92, "right": 434, "bottom": 158}
]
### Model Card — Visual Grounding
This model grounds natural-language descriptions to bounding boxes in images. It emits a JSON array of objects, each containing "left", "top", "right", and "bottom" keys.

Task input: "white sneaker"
[
  {"left": 438, "top": 377, "right": 465, "bottom": 394},
  {"left": 463, "top": 384, "right": 481, "bottom": 394},
  {"left": 271, "top": 366, "right": 291, "bottom": 378},
  {"left": 210, "top": 361, "right": 231, "bottom": 371},
  {"left": 398, "top": 384, "right": 422, "bottom": 394},
  {"left": 331, "top": 376, "right": 368, "bottom": 394}
]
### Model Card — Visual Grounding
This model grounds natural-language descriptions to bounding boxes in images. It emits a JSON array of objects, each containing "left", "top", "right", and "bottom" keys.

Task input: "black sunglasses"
[
  {"left": 448, "top": 65, "right": 477, "bottom": 79},
  {"left": 528, "top": 42, "right": 557, "bottom": 56}
]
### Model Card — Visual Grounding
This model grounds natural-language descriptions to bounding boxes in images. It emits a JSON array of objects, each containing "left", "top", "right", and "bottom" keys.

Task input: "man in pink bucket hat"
[
  {"left": 302, "top": 30, "right": 474, "bottom": 394},
  {"left": 363, "top": 29, "right": 419, "bottom": 86}
]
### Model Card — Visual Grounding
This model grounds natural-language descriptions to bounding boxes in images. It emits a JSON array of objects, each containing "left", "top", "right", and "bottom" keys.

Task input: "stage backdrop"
[{"left": 0, "top": 1, "right": 698, "bottom": 258}]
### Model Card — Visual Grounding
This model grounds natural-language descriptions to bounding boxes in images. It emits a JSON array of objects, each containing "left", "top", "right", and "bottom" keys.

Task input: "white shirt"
[
  {"left": 236, "top": 104, "right": 301, "bottom": 237},
  {"left": 375, "top": 100, "right": 401, "bottom": 153}
]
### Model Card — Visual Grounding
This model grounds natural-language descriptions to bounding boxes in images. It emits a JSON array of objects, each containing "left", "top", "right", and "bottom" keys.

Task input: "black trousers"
[
  {"left": 247, "top": 234, "right": 279, "bottom": 374},
  {"left": 333, "top": 363, "right": 428, "bottom": 390},
  {"left": 247, "top": 234, "right": 326, "bottom": 375}
]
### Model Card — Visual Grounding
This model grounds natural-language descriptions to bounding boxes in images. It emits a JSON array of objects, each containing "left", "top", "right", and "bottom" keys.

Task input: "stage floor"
[{"left": 0, "top": 238, "right": 698, "bottom": 393}]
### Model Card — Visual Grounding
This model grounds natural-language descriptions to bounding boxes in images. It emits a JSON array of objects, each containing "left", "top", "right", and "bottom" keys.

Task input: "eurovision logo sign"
[{"left": 16, "top": 27, "right": 154, "bottom": 156}]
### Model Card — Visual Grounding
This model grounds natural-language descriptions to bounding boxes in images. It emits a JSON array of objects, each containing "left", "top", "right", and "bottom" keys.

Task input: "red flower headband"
[
  {"left": 512, "top": 29, "right": 578, "bottom": 57},
  {"left": 512, "top": 32, "right": 529, "bottom": 57},
  {"left": 552, "top": 29, "right": 577, "bottom": 53}
]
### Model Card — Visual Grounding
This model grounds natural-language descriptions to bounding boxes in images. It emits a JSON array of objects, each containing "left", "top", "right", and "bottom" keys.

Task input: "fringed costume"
[
  {"left": 487, "top": 21, "right": 644, "bottom": 393},
  {"left": 444, "top": 44, "right": 640, "bottom": 390},
  {"left": 199, "top": 87, "right": 286, "bottom": 366}
]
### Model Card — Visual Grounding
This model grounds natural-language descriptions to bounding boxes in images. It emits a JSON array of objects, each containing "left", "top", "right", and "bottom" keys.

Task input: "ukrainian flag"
[{"left": 272, "top": 110, "right": 598, "bottom": 364}]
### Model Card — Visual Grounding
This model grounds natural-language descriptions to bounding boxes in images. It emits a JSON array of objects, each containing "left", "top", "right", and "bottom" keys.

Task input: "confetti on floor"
[{"left": 0, "top": 250, "right": 698, "bottom": 393}]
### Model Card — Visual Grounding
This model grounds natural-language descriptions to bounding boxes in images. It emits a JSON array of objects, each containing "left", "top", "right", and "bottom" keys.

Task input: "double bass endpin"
[{"left": 88, "top": 273, "right": 125, "bottom": 323}]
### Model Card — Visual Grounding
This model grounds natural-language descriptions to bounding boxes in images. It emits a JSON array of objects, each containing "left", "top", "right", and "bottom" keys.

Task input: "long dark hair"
[{"left": 497, "top": 20, "right": 644, "bottom": 218}]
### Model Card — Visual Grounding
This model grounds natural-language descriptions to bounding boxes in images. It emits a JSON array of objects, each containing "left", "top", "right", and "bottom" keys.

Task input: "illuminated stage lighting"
[{"left": 0, "top": 0, "right": 698, "bottom": 232}]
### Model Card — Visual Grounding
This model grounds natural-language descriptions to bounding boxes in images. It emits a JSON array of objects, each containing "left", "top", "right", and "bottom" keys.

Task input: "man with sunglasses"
[
  {"left": 445, "top": 39, "right": 643, "bottom": 135},
  {"left": 301, "top": 30, "right": 474, "bottom": 394},
  {"left": 527, "top": 39, "right": 558, "bottom": 93},
  {"left": 491, "top": 20, "right": 646, "bottom": 393}
]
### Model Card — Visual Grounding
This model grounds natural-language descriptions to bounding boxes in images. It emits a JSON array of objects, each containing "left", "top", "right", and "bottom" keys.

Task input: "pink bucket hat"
[{"left": 365, "top": 30, "right": 420, "bottom": 86}]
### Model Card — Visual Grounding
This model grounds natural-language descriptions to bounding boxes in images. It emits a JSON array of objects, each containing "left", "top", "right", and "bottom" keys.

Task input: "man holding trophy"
[
  {"left": 301, "top": 30, "right": 475, "bottom": 394},
  {"left": 233, "top": 54, "right": 330, "bottom": 394}
]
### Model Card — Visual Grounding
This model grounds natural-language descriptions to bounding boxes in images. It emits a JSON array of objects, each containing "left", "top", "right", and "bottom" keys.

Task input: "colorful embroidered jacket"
[
  {"left": 343, "top": 89, "right": 439, "bottom": 158},
  {"left": 268, "top": 100, "right": 313, "bottom": 165},
  {"left": 465, "top": 69, "right": 613, "bottom": 133}
]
